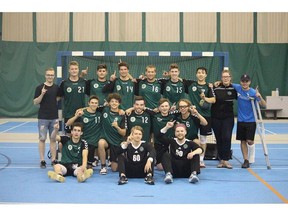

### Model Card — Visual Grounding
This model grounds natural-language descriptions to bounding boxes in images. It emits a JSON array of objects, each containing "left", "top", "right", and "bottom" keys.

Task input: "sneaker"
[
  {"left": 164, "top": 173, "right": 173, "bottom": 184},
  {"left": 47, "top": 171, "right": 65, "bottom": 183},
  {"left": 200, "top": 161, "right": 206, "bottom": 168},
  {"left": 40, "top": 160, "right": 46, "bottom": 169},
  {"left": 118, "top": 175, "right": 128, "bottom": 185},
  {"left": 100, "top": 167, "right": 108, "bottom": 175},
  {"left": 77, "top": 169, "right": 93, "bottom": 183},
  {"left": 51, "top": 160, "right": 58, "bottom": 166},
  {"left": 92, "top": 158, "right": 99, "bottom": 167},
  {"left": 189, "top": 173, "right": 199, "bottom": 183},
  {"left": 241, "top": 159, "right": 250, "bottom": 168},
  {"left": 145, "top": 175, "right": 155, "bottom": 185}
]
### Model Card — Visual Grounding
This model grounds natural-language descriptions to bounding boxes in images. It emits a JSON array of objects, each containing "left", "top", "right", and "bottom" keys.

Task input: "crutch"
[{"left": 250, "top": 97, "right": 271, "bottom": 169}]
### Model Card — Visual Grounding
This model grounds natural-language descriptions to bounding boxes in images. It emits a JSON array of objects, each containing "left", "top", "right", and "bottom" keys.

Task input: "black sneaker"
[
  {"left": 241, "top": 159, "right": 250, "bottom": 168},
  {"left": 145, "top": 175, "right": 155, "bottom": 185},
  {"left": 51, "top": 160, "right": 58, "bottom": 166},
  {"left": 40, "top": 160, "right": 46, "bottom": 169},
  {"left": 118, "top": 175, "right": 128, "bottom": 185}
]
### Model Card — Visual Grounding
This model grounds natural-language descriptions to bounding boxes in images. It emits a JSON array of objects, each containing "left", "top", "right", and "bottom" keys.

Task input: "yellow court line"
[{"left": 248, "top": 168, "right": 288, "bottom": 204}]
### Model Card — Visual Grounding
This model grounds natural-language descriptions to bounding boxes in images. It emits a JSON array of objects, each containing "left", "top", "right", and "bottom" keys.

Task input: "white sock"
[
  {"left": 200, "top": 155, "right": 204, "bottom": 162},
  {"left": 248, "top": 145, "right": 255, "bottom": 163}
]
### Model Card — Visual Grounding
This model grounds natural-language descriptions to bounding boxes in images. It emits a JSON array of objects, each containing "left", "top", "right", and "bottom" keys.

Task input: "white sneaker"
[
  {"left": 248, "top": 145, "right": 255, "bottom": 163},
  {"left": 189, "top": 173, "right": 199, "bottom": 183},
  {"left": 164, "top": 173, "right": 173, "bottom": 184},
  {"left": 48, "top": 171, "right": 65, "bottom": 183},
  {"left": 100, "top": 167, "right": 108, "bottom": 175},
  {"left": 77, "top": 169, "right": 94, "bottom": 182}
]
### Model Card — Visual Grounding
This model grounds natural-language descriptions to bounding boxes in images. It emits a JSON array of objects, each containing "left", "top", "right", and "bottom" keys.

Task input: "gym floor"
[{"left": 0, "top": 118, "right": 287, "bottom": 215}]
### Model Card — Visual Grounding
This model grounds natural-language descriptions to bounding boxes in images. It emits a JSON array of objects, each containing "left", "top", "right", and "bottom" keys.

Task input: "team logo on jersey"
[
  {"left": 93, "top": 83, "right": 99, "bottom": 88},
  {"left": 116, "top": 85, "right": 121, "bottom": 91},
  {"left": 141, "top": 84, "right": 146, "bottom": 89},
  {"left": 183, "top": 144, "right": 188, "bottom": 149},
  {"left": 166, "top": 86, "right": 171, "bottom": 92},
  {"left": 227, "top": 91, "right": 232, "bottom": 95},
  {"left": 192, "top": 86, "right": 197, "bottom": 92},
  {"left": 83, "top": 118, "right": 89, "bottom": 123},
  {"left": 157, "top": 117, "right": 162, "bottom": 122},
  {"left": 67, "top": 87, "right": 72, "bottom": 93},
  {"left": 114, "top": 117, "right": 118, "bottom": 122},
  {"left": 68, "top": 144, "right": 73, "bottom": 150},
  {"left": 103, "top": 113, "right": 108, "bottom": 118},
  {"left": 139, "top": 146, "right": 144, "bottom": 152},
  {"left": 130, "top": 117, "right": 136, "bottom": 122}
]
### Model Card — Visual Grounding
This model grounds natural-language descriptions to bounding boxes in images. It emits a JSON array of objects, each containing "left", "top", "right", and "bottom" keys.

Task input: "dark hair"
[
  {"left": 71, "top": 122, "right": 83, "bottom": 131},
  {"left": 89, "top": 95, "right": 99, "bottom": 102},
  {"left": 196, "top": 67, "right": 207, "bottom": 74},
  {"left": 97, "top": 64, "right": 107, "bottom": 71},
  {"left": 107, "top": 93, "right": 122, "bottom": 103},
  {"left": 134, "top": 95, "right": 145, "bottom": 103},
  {"left": 118, "top": 62, "right": 129, "bottom": 70}
]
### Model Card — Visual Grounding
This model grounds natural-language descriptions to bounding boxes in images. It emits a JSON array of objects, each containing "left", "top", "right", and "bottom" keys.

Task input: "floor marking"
[
  {"left": 0, "top": 122, "right": 30, "bottom": 133},
  {"left": 248, "top": 168, "right": 288, "bottom": 204}
]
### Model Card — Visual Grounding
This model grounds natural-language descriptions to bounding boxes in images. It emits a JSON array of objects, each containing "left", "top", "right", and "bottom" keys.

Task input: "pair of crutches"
[{"left": 250, "top": 97, "right": 271, "bottom": 169}]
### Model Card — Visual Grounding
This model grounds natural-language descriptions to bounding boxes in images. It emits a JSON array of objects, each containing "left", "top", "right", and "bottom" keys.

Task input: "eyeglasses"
[{"left": 179, "top": 105, "right": 188, "bottom": 109}]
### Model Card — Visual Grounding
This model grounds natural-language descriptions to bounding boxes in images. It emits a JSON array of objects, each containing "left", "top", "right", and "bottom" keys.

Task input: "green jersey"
[
  {"left": 161, "top": 79, "right": 186, "bottom": 105},
  {"left": 86, "top": 79, "right": 109, "bottom": 106},
  {"left": 103, "top": 78, "right": 135, "bottom": 110},
  {"left": 59, "top": 78, "right": 87, "bottom": 118},
  {"left": 184, "top": 80, "right": 215, "bottom": 117},
  {"left": 100, "top": 106, "right": 126, "bottom": 146},
  {"left": 136, "top": 79, "right": 162, "bottom": 109},
  {"left": 150, "top": 111, "right": 177, "bottom": 145},
  {"left": 127, "top": 110, "right": 152, "bottom": 142},
  {"left": 175, "top": 114, "right": 200, "bottom": 141},
  {"left": 59, "top": 136, "right": 88, "bottom": 165},
  {"left": 78, "top": 109, "right": 102, "bottom": 147}
]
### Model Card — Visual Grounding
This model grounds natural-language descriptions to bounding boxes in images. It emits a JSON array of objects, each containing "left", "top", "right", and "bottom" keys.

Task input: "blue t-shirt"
[{"left": 232, "top": 83, "right": 260, "bottom": 122}]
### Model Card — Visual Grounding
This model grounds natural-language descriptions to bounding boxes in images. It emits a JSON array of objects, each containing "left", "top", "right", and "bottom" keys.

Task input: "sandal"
[{"left": 217, "top": 160, "right": 224, "bottom": 168}]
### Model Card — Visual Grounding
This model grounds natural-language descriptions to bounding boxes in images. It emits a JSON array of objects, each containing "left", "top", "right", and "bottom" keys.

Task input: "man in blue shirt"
[{"left": 232, "top": 74, "right": 266, "bottom": 168}]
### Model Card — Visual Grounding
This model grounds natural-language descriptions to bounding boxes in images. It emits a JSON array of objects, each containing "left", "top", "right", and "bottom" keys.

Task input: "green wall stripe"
[
  {"left": 217, "top": 12, "right": 221, "bottom": 43},
  {"left": 253, "top": 12, "right": 257, "bottom": 43},
  {"left": 179, "top": 12, "right": 183, "bottom": 43},
  {"left": 142, "top": 12, "right": 146, "bottom": 42},
  {"left": 33, "top": 12, "right": 36, "bottom": 42},
  {"left": 69, "top": 12, "right": 73, "bottom": 42},
  {"left": 105, "top": 12, "right": 109, "bottom": 42}
]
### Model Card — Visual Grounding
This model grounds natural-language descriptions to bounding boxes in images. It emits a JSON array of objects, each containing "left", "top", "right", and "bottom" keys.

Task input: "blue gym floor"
[{"left": 0, "top": 119, "right": 287, "bottom": 215}]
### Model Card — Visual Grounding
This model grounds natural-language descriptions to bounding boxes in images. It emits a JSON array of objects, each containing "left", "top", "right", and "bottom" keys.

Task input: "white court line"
[
  {"left": 0, "top": 121, "right": 30, "bottom": 133},
  {"left": 0, "top": 121, "right": 8, "bottom": 125},
  {"left": 264, "top": 128, "right": 277, "bottom": 135}
]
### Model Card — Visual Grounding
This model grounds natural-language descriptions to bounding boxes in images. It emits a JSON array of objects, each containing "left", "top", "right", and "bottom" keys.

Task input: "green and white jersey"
[
  {"left": 151, "top": 111, "right": 177, "bottom": 145},
  {"left": 100, "top": 106, "right": 127, "bottom": 146},
  {"left": 86, "top": 79, "right": 109, "bottom": 106},
  {"left": 59, "top": 136, "right": 88, "bottom": 165},
  {"left": 161, "top": 79, "right": 185, "bottom": 105},
  {"left": 175, "top": 114, "right": 200, "bottom": 141},
  {"left": 78, "top": 109, "right": 102, "bottom": 147},
  {"left": 59, "top": 78, "right": 87, "bottom": 118},
  {"left": 184, "top": 80, "right": 214, "bottom": 117},
  {"left": 137, "top": 79, "right": 162, "bottom": 109},
  {"left": 113, "top": 78, "right": 135, "bottom": 110},
  {"left": 127, "top": 110, "right": 152, "bottom": 143}
]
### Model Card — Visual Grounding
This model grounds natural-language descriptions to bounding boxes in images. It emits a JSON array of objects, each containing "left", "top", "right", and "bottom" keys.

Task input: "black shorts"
[
  {"left": 61, "top": 163, "right": 78, "bottom": 176},
  {"left": 236, "top": 122, "right": 257, "bottom": 141},
  {"left": 199, "top": 116, "right": 212, "bottom": 136},
  {"left": 109, "top": 144, "right": 122, "bottom": 163}
]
